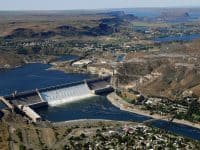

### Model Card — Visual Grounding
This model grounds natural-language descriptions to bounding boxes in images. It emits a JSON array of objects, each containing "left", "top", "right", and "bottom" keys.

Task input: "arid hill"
[
  {"left": 118, "top": 40, "right": 200, "bottom": 99},
  {"left": 0, "top": 51, "right": 24, "bottom": 69}
]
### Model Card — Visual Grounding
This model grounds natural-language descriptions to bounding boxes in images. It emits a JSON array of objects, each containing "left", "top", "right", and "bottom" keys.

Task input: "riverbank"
[
  {"left": 2, "top": 110, "right": 199, "bottom": 150},
  {"left": 0, "top": 54, "right": 59, "bottom": 71},
  {"left": 107, "top": 92, "right": 200, "bottom": 129},
  {"left": 53, "top": 119, "right": 138, "bottom": 127}
]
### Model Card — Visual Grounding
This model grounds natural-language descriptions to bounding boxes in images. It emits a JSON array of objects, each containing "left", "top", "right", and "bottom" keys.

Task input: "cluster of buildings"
[{"left": 68, "top": 124, "right": 194, "bottom": 149}]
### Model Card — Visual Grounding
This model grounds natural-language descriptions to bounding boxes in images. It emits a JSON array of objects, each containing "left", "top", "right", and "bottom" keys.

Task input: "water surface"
[
  {"left": 36, "top": 96, "right": 149, "bottom": 122},
  {"left": 1, "top": 62, "right": 200, "bottom": 140},
  {"left": 0, "top": 62, "right": 94, "bottom": 108},
  {"left": 0, "top": 63, "right": 93, "bottom": 96},
  {"left": 36, "top": 96, "right": 200, "bottom": 140},
  {"left": 58, "top": 55, "right": 79, "bottom": 61},
  {"left": 116, "top": 54, "right": 125, "bottom": 62}
]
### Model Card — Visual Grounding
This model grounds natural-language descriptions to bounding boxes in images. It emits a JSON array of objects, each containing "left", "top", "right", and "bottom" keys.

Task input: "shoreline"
[
  {"left": 0, "top": 54, "right": 62, "bottom": 71},
  {"left": 0, "top": 61, "right": 47, "bottom": 72},
  {"left": 107, "top": 92, "right": 200, "bottom": 130},
  {"left": 53, "top": 119, "right": 138, "bottom": 127}
]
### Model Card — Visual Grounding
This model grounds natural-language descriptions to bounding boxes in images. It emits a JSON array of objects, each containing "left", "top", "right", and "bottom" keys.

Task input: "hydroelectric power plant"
[
  {"left": 1, "top": 67, "right": 200, "bottom": 140},
  {"left": 0, "top": 76, "right": 113, "bottom": 122},
  {"left": 40, "top": 83, "right": 93, "bottom": 106}
]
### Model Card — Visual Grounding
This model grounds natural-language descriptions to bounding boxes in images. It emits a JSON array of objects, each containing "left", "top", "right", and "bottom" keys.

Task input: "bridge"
[
  {"left": 0, "top": 76, "right": 113, "bottom": 122},
  {"left": 0, "top": 96, "right": 14, "bottom": 111},
  {"left": 142, "top": 115, "right": 175, "bottom": 124}
]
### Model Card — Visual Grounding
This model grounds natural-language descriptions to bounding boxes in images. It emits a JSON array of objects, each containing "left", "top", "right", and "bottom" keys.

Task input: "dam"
[
  {"left": 40, "top": 83, "right": 93, "bottom": 106},
  {"left": 0, "top": 76, "right": 113, "bottom": 122},
  {"left": 2, "top": 73, "right": 200, "bottom": 141}
]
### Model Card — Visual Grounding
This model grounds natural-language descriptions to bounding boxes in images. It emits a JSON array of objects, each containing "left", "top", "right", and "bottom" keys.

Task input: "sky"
[{"left": 0, "top": 0, "right": 200, "bottom": 10}]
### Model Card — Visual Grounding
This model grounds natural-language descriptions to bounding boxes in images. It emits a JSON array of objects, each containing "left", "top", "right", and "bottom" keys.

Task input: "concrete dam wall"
[
  {"left": 40, "top": 83, "right": 94, "bottom": 106},
  {"left": 0, "top": 76, "right": 113, "bottom": 122},
  {"left": 2, "top": 76, "right": 113, "bottom": 107}
]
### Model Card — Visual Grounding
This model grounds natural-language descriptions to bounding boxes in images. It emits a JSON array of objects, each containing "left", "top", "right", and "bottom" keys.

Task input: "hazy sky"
[{"left": 0, "top": 0, "right": 200, "bottom": 10}]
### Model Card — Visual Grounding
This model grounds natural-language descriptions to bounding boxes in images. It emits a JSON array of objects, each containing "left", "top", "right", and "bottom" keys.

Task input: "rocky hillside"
[
  {"left": 0, "top": 51, "right": 24, "bottom": 69},
  {"left": 3, "top": 11, "right": 138, "bottom": 39},
  {"left": 4, "top": 22, "right": 118, "bottom": 39},
  {"left": 118, "top": 52, "right": 200, "bottom": 99},
  {"left": 138, "top": 64, "right": 200, "bottom": 99}
]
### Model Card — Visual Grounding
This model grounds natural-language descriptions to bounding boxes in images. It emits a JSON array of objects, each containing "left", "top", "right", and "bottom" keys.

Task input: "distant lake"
[
  {"left": 188, "top": 11, "right": 200, "bottom": 20},
  {"left": 153, "top": 34, "right": 200, "bottom": 43},
  {"left": 125, "top": 9, "right": 200, "bottom": 19},
  {"left": 124, "top": 9, "right": 161, "bottom": 18},
  {"left": 58, "top": 55, "right": 79, "bottom": 61}
]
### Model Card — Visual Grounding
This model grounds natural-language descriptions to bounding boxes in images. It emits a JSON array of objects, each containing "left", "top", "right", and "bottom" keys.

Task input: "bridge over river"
[{"left": 142, "top": 115, "right": 175, "bottom": 124}]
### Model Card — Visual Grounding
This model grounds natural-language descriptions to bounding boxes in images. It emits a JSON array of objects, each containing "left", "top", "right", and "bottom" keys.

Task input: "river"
[{"left": 1, "top": 61, "right": 200, "bottom": 140}]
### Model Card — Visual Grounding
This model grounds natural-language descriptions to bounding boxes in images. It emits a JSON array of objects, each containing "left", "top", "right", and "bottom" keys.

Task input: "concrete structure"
[
  {"left": 18, "top": 105, "right": 41, "bottom": 122},
  {"left": 1, "top": 76, "right": 113, "bottom": 122},
  {"left": 0, "top": 96, "right": 14, "bottom": 111},
  {"left": 40, "top": 83, "right": 94, "bottom": 106},
  {"left": 92, "top": 85, "right": 114, "bottom": 95},
  {"left": 72, "top": 59, "right": 92, "bottom": 67}
]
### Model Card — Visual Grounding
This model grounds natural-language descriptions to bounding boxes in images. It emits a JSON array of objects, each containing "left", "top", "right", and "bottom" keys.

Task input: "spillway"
[
  {"left": 2, "top": 76, "right": 113, "bottom": 108},
  {"left": 39, "top": 83, "right": 94, "bottom": 106}
]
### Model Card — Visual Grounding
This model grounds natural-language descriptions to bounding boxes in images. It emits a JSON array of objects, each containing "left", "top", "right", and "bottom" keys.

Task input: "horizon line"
[{"left": 0, "top": 6, "right": 200, "bottom": 12}]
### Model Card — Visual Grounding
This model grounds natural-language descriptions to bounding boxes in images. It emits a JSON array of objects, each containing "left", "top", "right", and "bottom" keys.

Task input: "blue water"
[
  {"left": 1, "top": 62, "right": 200, "bottom": 140},
  {"left": 0, "top": 103, "right": 5, "bottom": 109},
  {"left": 153, "top": 34, "right": 200, "bottom": 43},
  {"left": 0, "top": 63, "right": 93, "bottom": 96},
  {"left": 116, "top": 54, "right": 125, "bottom": 62},
  {"left": 36, "top": 95, "right": 200, "bottom": 140},
  {"left": 153, "top": 120, "right": 200, "bottom": 141},
  {"left": 36, "top": 96, "right": 150, "bottom": 122},
  {"left": 124, "top": 9, "right": 161, "bottom": 18},
  {"left": 58, "top": 55, "right": 79, "bottom": 61},
  {"left": 125, "top": 9, "right": 200, "bottom": 21},
  {"left": 188, "top": 11, "right": 200, "bottom": 20}
]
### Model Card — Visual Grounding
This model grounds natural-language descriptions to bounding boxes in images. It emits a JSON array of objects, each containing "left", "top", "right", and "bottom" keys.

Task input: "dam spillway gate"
[{"left": 0, "top": 76, "right": 113, "bottom": 122}]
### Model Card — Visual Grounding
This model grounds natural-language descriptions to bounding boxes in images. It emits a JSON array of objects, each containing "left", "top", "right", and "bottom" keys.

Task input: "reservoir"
[
  {"left": 57, "top": 54, "right": 79, "bottom": 61},
  {"left": 1, "top": 62, "right": 200, "bottom": 140},
  {"left": 0, "top": 63, "right": 93, "bottom": 96}
]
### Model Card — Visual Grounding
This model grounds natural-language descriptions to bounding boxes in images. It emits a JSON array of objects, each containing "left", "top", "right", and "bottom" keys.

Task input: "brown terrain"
[
  {"left": 0, "top": 110, "right": 136, "bottom": 150},
  {"left": 0, "top": 52, "right": 24, "bottom": 69},
  {"left": 118, "top": 40, "right": 200, "bottom": 99}
]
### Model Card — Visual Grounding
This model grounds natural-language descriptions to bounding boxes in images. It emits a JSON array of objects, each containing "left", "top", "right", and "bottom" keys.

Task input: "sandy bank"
[
  {"left": 107, "top": 92, "right": 200, "bottom": 129},
  {"left": 53, "top": 119, "right": 138, "bottom": 127}
]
